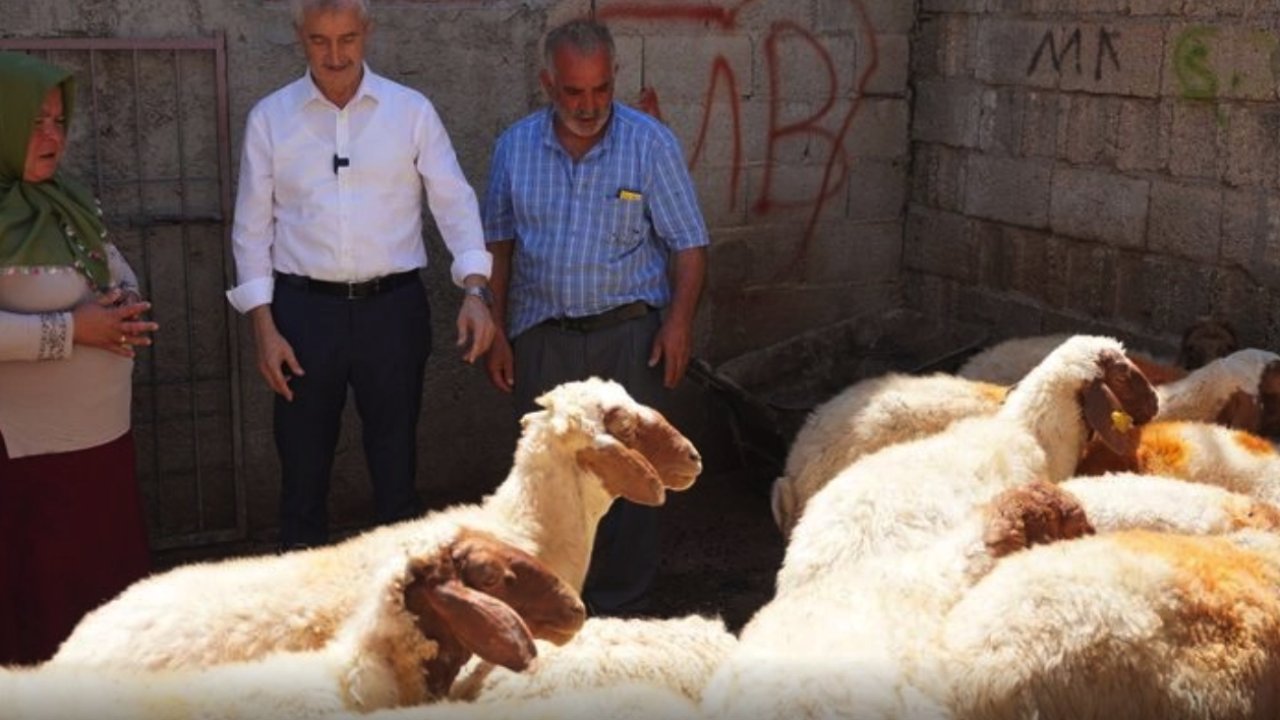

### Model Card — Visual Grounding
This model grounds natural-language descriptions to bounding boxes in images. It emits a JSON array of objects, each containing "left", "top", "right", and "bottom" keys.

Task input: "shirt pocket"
[{"left": 600, "top": 196, "right": 647, "bottom": 256}]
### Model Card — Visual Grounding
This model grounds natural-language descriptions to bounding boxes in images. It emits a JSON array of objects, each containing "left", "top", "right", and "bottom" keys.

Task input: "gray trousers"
[{"left": 513, "top": 310, "right": 666, "bottom": 614}]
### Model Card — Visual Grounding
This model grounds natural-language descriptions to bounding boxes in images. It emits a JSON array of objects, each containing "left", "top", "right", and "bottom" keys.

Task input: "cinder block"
[
  {"left": 706, "top": 225, "right": 806, "bottom": 291},
  {"left": 904, "top": 206, "right": 976, "bottom": 281},
  {"left": 1147, "top": 180, "right": 1223, "bottom": 263},
  {"left": 1166, "top": 100, "right": 1224, "bottom": 180},
  {"left": 1221, "top": 190, "right": 1280, "bottom": 268},
  {"left": 921, "top": 0, "right": 988, "bottom": 13},
  {"left": 642, "top": 34, "right": 754, "bottom": 104},
  {"left": 863, "top": 33, "right": 910, "bottom": 96},
  {"left": 912, "top": 13, "right": 976, "bottom": 79},
  {"left": 1117, "top": 98, "right": 1167, "bottom": 172},
  {"left": 801, "top": 220, "right": 903, "bottom": 284},
  {"left": 911, "top": 143, "right": 969, "bottom": 213},
  {"left": 846, "top": 157, "right": 909, "bottom": 222},
  {"left": 1060, "top": 22, "right": 1164, "bottom": 98},
  {"left": 844, "top": 98, "right": 911, "bottom": 158},
  {"left": 975, "top": 19, "right": 1059, "bottom": 89},
  {"left": 1065, "top": 241, "right": 1119, "bottom": 318},
  {"left": 1209, "top": 267, "right": 1271, "bottom": 347},
  {"left": 761, "top": 30, "right": 858, "bottom": 102},
  {"left": 817, "top": 0, "right": 915, "bottom": 35},
  {"left": 1162, "top": 24, "right": 1279, "bottom": 102},
  {"left": 902, "top": 270, "right": 961, "bottom": 322},
  {"left": 956, "top": 287, "right": 1046, "bottom": 336},
  {"left": 913, "top": 78, "right": 984, "bottom": 147},
  {"left": 1059, "top": 94, "right": 1121, "bottom": 166},
  {"left": 1224, "top": 104, "right": 1280, "bottom": 188},
  {"left": 964, "top": 154, "right": 1053, "bottom": 228},
  {"left": 1050, "top": 167, "right": 1150, "bottom": 247}
]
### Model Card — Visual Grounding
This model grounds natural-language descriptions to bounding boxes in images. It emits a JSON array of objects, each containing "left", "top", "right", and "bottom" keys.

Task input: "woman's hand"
[{"left": 72, "top": 288, "right": 159, "bottom": 358}]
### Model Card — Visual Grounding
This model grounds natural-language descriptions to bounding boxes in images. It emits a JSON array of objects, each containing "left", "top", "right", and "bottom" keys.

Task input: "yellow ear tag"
[{"left": 1110, "top": 410, "right": 1134, "bottom": 433}]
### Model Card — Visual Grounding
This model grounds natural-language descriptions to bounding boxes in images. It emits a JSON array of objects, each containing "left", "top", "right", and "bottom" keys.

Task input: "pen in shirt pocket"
[{"left": 617, "top": 188, "right": 643, "bottom": 201}]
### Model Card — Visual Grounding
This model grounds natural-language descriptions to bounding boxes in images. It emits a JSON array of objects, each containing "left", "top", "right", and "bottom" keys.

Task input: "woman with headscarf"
[{"left": 0, "top": 52, "right": 159, "bottom": 665}]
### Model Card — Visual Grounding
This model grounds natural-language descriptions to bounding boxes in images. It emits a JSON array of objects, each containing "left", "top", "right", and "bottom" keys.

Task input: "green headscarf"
[{"left": 0, "top": 51, "right": 110, "bottom": 289}]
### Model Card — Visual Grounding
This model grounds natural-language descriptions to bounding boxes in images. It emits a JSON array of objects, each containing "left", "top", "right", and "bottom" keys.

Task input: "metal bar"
[
  {"left": 214, "top": 30, "right": 249, "bottom": 543},
  {"left": 129, "top": 48, "right": 166, "bottom": 531},
  {"left": 173, "top": 50, "right": 207, "bottom": 533}
]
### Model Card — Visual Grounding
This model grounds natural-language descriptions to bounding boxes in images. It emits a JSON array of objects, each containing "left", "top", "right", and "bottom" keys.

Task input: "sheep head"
[
  {"left": 1178, "top": 317, "right": 1239, "bottom": 370},
  {"left": 1080, "top": 349, "right": 1159, "bottom": 458},
  {"left": 982, "top": 480, "right": 1094, "bottom": 559},
  {"left": 532, "top": 378, "right": 703, "bottom": 506},
  {"left": 402, "top": 529, "right": 586, "bottom": 697}
]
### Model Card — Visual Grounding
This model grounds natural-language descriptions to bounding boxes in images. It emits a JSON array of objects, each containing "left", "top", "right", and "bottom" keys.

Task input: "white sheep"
[
  {"left": 321, "top": 683, "right": 703, "bottom": 720},
  {"left": 1077, "top": 419, "right": 1280, "bottom": 505},
  {"left": 52, "top": 378, "right": 701, "bottom": 672},
  {"left": 1061, "top": 473, "right": 1280, "bottom": 535},
  {"left": 1152, "top": 348, "right": 1280, "bottom": 435},
  {"left": 771, "top": 372, "right": 1008, "bottom": 538},
  {"left": 1, "top": 531, "right": 583, "bottom": 719},
  {"left": 448, "top": 614, "right": 736, "bottom": 704},
  {"left": 701, "top": 481, "right": 1094, "bottom": 720},
  {"left": 942, "top": 528, "right": 1280, "bottom": 720},
  {"left": 774, "top": 335, "right": 1157, "bottom": 596},
  {"left": 958, "top": 333, "right": 1193, "bottom": 386}
]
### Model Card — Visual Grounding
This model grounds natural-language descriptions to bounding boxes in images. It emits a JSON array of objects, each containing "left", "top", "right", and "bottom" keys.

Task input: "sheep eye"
[
  {"left": 461, "top": 561, "right": 503, "bottom": 590},
  {"left": 603, "top": 407, "right": 637, "bottom": 441}
]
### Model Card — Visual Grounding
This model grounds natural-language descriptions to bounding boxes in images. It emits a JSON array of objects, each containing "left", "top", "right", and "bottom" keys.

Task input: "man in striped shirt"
[{"left": 481, "top": 18, "right": 709, "bottom": 615}]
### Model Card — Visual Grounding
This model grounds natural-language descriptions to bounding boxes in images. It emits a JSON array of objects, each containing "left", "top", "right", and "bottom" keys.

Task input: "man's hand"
[
  {"left": 72, "top": 288, "right": 159, "bottom": 358},
  {"left": 649, "top": 314, "right": 694, "bottom": 389},
  {"left": 457, "top": 296, "right": 496, "bottom": 364},
  {"left": 249, "top": 306, "right": 304, "bottom": 401},
  {"left": 485, "top": 330, "right": 515, "bottom": 393}
]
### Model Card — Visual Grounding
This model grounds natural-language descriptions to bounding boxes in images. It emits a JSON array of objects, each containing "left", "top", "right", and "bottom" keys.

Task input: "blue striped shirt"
[{"left": 482, "top": 102, "right": 709, "bottom": 338}]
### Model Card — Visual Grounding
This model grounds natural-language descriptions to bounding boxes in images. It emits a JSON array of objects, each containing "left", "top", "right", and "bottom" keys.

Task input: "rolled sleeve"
[{"left": 225, "top": 276, "right": 275, "bottom": 314}]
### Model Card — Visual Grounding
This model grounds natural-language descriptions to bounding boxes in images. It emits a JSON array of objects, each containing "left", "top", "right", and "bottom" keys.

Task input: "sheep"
[
  {"left": 771, "top": 339, "right": 1269, "bottom": 541},
  {"left": 1151, "top": 348, "right": 1280, "bottom": 436},
  {"left": 700, "top": 481, "right": 1094, "bottom": 720},
  {"left": 773, "top": 335, "right": 1157, "bottom": 596},
  {"left": 1, "top": 530, "right": 586, "bottom": 719},
  {"left": 1077, "top": 420, "right": 1280, "bottom": 505},
  {"left": 52, "top": 378, "right": 700, "bottom": 672},
  {"left": 320, "top": 683, "right": 703, "bottom": 720},
  {"left": 1060, "top": 473, "right": 1280, "bottom": 535},
  {"left": 770, "top": 373, "right": 1008, "bottom": 538},
  {"left": 447, "top": 614, "right": 736, "bottom": 704},
  {"left": 958, "top": 333, "right": 1187, "bottom": 386},
  {"left": 942, "top": 528, "right": 1280, "bottom": 720},
  {"left": 1179, "top": 316, "right": 1240, "bottom": 370}
]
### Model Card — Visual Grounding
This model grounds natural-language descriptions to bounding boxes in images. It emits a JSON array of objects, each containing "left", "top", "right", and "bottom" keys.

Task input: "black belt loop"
[
  {"left": 540, "top": 301, "right": 654, "bottom": 333},
  {"left": 275, "top": 270, "right": 419, "bottom": 300}
]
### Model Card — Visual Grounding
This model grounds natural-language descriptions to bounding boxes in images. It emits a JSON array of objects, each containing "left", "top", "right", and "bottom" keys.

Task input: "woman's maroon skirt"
[{"left": 0, "top": 431, "right": 151, "bottom": 665}]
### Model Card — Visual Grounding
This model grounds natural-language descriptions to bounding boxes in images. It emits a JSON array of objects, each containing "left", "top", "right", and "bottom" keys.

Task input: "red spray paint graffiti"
[{"left": 598, "top": 0, "right": 880, "bottom": 273}]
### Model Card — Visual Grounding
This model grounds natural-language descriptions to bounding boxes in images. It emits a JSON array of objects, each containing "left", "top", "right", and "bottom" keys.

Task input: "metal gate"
[{"left": 0, "top": 36, "right": 246, "bottom": 550}]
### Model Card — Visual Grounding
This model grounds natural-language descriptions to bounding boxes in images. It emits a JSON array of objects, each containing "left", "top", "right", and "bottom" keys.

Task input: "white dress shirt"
[{"left": 225, "top": 66, "right": 491, "bottom": 313}]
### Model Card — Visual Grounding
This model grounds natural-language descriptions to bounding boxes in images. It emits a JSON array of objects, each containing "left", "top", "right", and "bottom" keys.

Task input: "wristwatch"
[{"left": 464, "top": 284, "right": 494, "bottom": 307}]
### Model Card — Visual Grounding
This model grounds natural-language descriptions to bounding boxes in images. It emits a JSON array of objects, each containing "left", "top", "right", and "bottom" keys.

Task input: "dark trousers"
[
  {"left": 513, "top": 310, "right": 666, "bottom": 614},
  {"left": 271, "top": 277, "right": 431, "bottom": 549}
]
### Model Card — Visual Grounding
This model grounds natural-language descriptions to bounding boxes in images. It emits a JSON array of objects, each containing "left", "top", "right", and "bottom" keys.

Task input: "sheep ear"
[
  {"left": 575, "top": 441, "right": 666, "bottom": 506},
  {"left": 422, "top": 580, "right": 537, "bottom": 673},
  {"left": 1082, "top": 378, "right": 1141, "bottom": 457},
  {"left": 1216, "top": 389, "right": 1262, "bottom": 432}
]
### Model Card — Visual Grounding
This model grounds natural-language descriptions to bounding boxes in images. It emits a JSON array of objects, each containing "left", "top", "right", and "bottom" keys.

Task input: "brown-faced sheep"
[{"left": 52, "top": 378, "right": 699, "bottom": 672}]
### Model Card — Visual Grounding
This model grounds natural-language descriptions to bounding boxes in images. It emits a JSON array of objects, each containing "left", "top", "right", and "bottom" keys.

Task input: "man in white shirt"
[{"left": 226, "top": 0, "right": 495, "bottom": 549}]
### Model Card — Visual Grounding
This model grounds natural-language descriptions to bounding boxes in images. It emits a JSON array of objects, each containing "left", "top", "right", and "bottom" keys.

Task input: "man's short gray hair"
[
  {"left": 543, "top": 19, "right": 615, "bottom": 71},
  {"left": 291, "top": 0, "right": 370, "bottom": 27}
]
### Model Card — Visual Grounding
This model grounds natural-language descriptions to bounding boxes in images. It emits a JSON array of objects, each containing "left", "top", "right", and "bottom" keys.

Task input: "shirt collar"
[{"left": 296, "top": 63, "right": 381, "bottom": 110}]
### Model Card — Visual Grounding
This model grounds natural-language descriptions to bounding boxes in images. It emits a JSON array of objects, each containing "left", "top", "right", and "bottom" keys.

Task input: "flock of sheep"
[{"left": 5, "top": 322, "right": 1280, "bottom": 719}]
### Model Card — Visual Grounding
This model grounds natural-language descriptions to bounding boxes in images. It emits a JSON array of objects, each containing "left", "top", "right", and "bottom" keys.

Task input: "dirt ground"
[{"left": 644, "top": 468, "right": 785, "bottom": 633}]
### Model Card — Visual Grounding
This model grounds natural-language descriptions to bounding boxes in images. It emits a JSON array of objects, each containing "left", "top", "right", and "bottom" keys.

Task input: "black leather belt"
[
  {"left": 540, "top": 301, "right": 654, "bottom": 333},
  {"left": 275, "top": 270, "right": 419, "bottom": 300}
]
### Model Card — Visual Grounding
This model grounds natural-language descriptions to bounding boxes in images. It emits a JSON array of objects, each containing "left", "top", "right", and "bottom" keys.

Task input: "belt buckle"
[{"left": 345, "top": 281, "right": 362, "bottom": 300}]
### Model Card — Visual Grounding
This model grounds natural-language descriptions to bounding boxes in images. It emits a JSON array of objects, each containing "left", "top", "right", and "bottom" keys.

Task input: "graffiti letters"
[{"left": 1027, "top": 26, "right": 1121, "bottom": 80}]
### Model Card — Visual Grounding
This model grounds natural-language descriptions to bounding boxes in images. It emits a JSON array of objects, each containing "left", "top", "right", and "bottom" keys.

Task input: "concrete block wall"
[{"left": 907, "top": 1, "right": 1280, "bottom": 356}]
